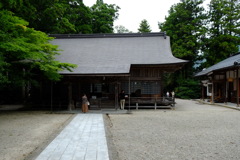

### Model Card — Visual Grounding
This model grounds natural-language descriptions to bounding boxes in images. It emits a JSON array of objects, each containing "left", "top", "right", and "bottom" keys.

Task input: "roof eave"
[{"left": 60, "top": 73, "right": 130, "bottom": 77}]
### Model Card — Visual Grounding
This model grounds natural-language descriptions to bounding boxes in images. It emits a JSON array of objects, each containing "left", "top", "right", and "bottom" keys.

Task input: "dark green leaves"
[
  {"left": 138, "top": 19, "right": 152, "bottom": 33},
  {"left": 1, "top": 0, "right": 120, "bottom": 34},
  {"left": 0, "top": 10, "right": 76, "bottom": 86},
  {"left": 204, "top": 0, "right": 240, "bottom": 67},
  {"left": 91, "top": 0, "right": 120, "bottom": 33}
]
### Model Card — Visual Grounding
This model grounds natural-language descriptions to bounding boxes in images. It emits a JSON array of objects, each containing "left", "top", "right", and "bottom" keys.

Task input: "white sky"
[{"left": 84, "top": 0, "right": 210, "bottom": 33}]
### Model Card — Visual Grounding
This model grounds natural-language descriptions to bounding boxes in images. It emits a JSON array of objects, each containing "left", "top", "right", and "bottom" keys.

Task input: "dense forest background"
[
  {"left": 0, "top": 0, "right": 239, "bottom": 104},
  {"left": 159, "top": 0, "right": 240, "bottom": 98}
]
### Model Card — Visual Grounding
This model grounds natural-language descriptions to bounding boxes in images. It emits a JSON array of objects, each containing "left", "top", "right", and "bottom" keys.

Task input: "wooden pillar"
[
  {"left": 22, "top": 81, "right": 26, "bottom": 104},
  {"left": 22, "top": 68, "right": 26, "bottom": 104},
  {"left": 50, "top": 81, "right": 53, "bottom": 112},
  {"left": 224, "top": 73, "right": 227, "bottom": 104},
  {"left": 201, "top": 84, "right": 204, "bottom": 101},
  {"left": 115, "top": 82, "right": 118, "bottom": 110},
  {"left": 211, "top": 76, "right": 214, "bottom": 104},
  {"left": 237, "top": 69, "right": 239, "bottom": 107},
  {"left": 68, "top": 82, "right": 73, "bottom": 111},
  {"left": 39, "top": 81, "right": 43, "bottom": 107},
  {"left": 128, "top": 76, "right": 131, "bottom": 110}
]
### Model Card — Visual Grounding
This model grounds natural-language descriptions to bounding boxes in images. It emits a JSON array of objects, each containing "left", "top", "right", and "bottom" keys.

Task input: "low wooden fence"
[{"left": 126, "top": 97, "right": 175, "bottom": 109}]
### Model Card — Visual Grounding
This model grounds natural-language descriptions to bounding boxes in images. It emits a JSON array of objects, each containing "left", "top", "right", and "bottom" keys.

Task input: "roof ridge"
[{"left": 49, "top": 32, "right": 166, "bottom": 39}]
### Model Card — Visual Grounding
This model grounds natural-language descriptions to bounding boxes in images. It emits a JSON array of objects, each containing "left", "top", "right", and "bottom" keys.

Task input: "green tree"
[
  {"left": 114, "top": 25, "right": 131, "bottom": 33},
  {"left": 91, "top": 0, "right": 120, "bottom": 33},
  {"left": 138, "top": 19, "right": 152, "bottom": 33},
  {"left": 159, "top": 0, "right": 207, "bottom": 72},
  {"left": 68, "top": 1, "right": 93, "bottom": 34},
  {"left": 203, "top": 0, "right": 240, "bottom": 67},
  {"left": 1, "top": 0, "right": 120, "bottom": 34},
  {"left": 1, "top": 0, "right": 93, "bottom": 34},
  {"left": 159, "top": 0, "right": 207, "bottom": 98},
  {"left": 175, "top": 78, "right": 201, "bottom": 99},
  {"left": 0, "top": 10, "right": 76, "bottom": 86}
]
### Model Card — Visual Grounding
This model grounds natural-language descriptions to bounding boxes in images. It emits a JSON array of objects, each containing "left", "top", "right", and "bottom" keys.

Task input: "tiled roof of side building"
[
  {"left": 195, "top": 52, "right": 240, "bottom": 77},
  {"left": 50, "top": 32, "right": 188, "bottom": 75}
]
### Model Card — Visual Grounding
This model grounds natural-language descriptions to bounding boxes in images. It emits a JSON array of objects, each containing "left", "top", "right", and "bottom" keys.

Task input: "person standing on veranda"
[
  {"left": 119, "top": 90, "right": 126, "bottom": 110},
  {"left": 166, "top": 91, "right": 170, "bottom": 98},
  {"left": 82, "top": 94, "right": 88, "bottom": 113}
]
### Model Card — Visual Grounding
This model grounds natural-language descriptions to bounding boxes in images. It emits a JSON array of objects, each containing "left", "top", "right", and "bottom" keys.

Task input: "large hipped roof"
[{"left": 51, "top": 33, "right": 187, "bottom": 75}]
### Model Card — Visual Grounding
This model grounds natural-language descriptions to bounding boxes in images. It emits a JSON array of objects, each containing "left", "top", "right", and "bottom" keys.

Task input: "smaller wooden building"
[
  {"left": 45, "top": 33, "right": 187, "bottom": 110},
  {"left": 195, "top": 53, "right": 240, "bottom": 106}
]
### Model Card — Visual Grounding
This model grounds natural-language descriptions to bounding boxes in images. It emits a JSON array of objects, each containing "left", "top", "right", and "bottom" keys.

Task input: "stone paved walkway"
[{"left": 35, "top": 114, "right": 109, "bottom": 160}]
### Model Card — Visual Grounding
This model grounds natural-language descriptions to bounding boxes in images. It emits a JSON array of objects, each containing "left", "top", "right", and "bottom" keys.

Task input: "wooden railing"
[
  {"left": 87, "top": 96, "right": 176, "bottom": 110},
  {"left": 126, "top": 97, "right": 175, "bottom": 109}
]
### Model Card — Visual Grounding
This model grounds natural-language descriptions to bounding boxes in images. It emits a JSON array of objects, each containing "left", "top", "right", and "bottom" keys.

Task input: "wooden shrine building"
[
  {"left": 195, "top": 53, "right": 240, "bottom": 106},
  {"left": 47, "top": 32, "right": 187, "bottom": 110}
]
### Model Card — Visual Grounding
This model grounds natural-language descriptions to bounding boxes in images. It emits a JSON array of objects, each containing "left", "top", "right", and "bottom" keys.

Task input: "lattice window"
[{"left": 121, "top": 81, "right": 160, "bottom": 95}]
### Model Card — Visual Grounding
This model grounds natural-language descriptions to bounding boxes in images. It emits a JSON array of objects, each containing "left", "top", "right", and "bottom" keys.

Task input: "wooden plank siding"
[{"left": 130, "top": 68, "right": 162, "bottom": 78}]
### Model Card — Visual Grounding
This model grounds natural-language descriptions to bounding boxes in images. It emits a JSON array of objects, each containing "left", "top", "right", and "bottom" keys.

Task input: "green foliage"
[
  {"left": 114, "top": 25, "right": 131, "bottom": 33},
  {"left": 159, "top": 0, "right": 207, "bottom": 97},
  {"left": 91, "top": 0, "right": 120, "bottom": 33},
  {"left": 70, "top": 2, "right": 93, "bottom": 34},
  {"left": 159, "top": 0, "right": 207, "bottom": 63},
  {"left": 159, "top": 0, "right": 240, "bottom": 77},
  {"left": 159, "top": 0, "right": 207, "bottom": 96},
  {"left": 203, "top": 0, "right": 240, "bottom": 67},
  {"left": 138, "top": 19, "right": 152, "bottom": 33},
  {"left": 1, "top": 0, "right": 119, "bottom": 34},
  {"left": 175, "top": 78, "right": 201, "bottom": 99},
  {"left": 163, "top": 73, "right": 177, "bottom": 92},
  {"left": 0, "top": 10, "right": 76, "bottom": 86},
  {"left": 26, "top": 0, "right": 87, "bottom": 34}
]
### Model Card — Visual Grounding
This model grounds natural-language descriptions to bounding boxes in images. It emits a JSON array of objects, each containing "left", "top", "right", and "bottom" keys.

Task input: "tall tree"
[
  {"left": 1, "top": 0, "right": 120, "bottom": 34},
  {"left": 1, "top": 0, "right": 94, "bottom": 34},
  {"left": 91, "top": 0, "right": 120, "bottom": 33},
  {"left": 203, "top": 0, "right": 240, "bottom": 67},
  {"left": 138, "top": 19, "right": 152, "bottom": 33},
  {"left": 0, "top": 10, "right": 76, "bottom": 86},
  {"left": 65, "top": 0, "right": 93, "bottom": 33},
  {"left": 159, "top": 0, "right": 207, "bottom": 77},
  {"left": 159, "top": 0, "right": 207, "bottom": 99}
]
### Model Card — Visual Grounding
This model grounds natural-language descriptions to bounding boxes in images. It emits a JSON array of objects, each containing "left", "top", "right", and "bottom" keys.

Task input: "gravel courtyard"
[
  {"left": 1, "top": 99, "right": 240, "bottom": 160},
  {"left": 0, "top": 111, "right": 74, "bottom": 160},
  {"left": 105, "top": 99, "right": 240, "bottom": 160}
]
